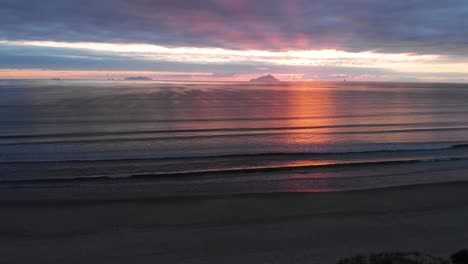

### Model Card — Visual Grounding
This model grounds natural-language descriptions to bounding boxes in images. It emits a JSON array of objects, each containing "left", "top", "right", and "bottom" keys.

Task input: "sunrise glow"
[
  {"left": 1, "top": 1, "right": 467, "bottom": 82},
  {"left": 2, "top": 40, "right": 468, "bottom": 81}
]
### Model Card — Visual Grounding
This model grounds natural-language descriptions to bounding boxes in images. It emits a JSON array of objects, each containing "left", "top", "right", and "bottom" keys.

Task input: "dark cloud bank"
[{"left": 1, "top": 0, "right": 467, "bottom": 55}]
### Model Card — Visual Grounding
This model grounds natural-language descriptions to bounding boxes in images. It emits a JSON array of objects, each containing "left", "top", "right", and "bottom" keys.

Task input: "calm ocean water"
[{"left": 1, "top": 80, "right": 468, "bottom": 195}]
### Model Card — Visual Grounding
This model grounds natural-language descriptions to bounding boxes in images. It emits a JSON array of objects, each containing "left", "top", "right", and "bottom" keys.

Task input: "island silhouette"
[
  {"left": 124, "top": 76, "right": 152, "bottom": 81},
  {"left": 249, "top": 74, "right": 280, "bottom": 82}
]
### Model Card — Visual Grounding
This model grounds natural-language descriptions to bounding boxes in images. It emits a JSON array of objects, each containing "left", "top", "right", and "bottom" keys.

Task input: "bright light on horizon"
[
  {"left": 2, "top": 40, "right": 460, "bottom": 67},
  {"left": 1, "top": 40, "right": 468, "bottom": 81}
]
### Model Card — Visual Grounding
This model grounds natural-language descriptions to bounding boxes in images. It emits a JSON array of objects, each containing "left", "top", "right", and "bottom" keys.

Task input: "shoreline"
[
  {"left": 2, "top": 179, "right": 468, "bottom": 203},
  {"left": 2, "top": 180, "right": 468, "bottom": 263},
  {"left": 2, "top": 158, "right": 468, "bottom": 205}
]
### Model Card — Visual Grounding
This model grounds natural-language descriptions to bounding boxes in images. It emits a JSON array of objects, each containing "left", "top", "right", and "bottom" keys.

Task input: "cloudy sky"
[{"left": 1, "top": 0, "right": 467, "bottom": 81}]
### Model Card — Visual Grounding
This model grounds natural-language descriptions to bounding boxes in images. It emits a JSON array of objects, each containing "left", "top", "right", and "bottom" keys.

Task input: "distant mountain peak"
[
  {"left": 124, "top": 76, "right": 152, "bottom": 81},
  {"left": 249, "top": 74, "right": 280, "bottom": 82}
]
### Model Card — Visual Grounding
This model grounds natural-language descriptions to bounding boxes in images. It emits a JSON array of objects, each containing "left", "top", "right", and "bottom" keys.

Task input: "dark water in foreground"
[{"left": 1, "top": 80, "right": 468, "bottom": 194}]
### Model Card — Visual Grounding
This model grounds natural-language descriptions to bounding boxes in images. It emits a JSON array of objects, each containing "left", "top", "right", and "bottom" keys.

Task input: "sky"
[{"left": 1, "top": 0, "right": 467, "bottom": 82}]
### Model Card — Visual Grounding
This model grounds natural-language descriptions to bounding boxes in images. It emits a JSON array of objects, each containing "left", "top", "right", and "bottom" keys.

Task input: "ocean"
[{"left": 1, "top": 80, "right": 468, "bottom": 197}]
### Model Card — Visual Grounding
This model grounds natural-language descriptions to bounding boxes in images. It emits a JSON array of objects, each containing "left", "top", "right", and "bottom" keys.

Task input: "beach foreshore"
[{"left": 2, "top": 181, "right": 468, "bottom": 264}]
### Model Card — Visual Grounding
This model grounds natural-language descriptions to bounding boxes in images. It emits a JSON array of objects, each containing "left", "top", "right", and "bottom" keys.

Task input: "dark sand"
[{"left": 2, "top": 181, "right": 468, "bottom": 263}]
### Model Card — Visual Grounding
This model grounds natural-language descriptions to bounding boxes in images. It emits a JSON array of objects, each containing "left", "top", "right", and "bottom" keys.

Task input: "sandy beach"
[
  {"left": 3, "top": 0, "right": 468, "bottom": 262},
  {"left": 2, "top": 181, "right": 468, "bottom": 264}
]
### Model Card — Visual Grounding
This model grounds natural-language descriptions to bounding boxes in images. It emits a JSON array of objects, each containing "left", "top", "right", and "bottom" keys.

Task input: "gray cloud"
[{"left": 1, "top": 0, "right": 467, "bottom": 55}]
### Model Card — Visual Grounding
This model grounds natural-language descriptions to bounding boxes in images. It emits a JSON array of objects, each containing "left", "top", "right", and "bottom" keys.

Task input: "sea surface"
[{"left": 1, "top": 80, "right": 468, "bottom": 196}]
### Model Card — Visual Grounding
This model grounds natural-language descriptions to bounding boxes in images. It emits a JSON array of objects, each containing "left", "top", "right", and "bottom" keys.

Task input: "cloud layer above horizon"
[{"left": 1, "top": 0, "right": 468, "bottom": 81}]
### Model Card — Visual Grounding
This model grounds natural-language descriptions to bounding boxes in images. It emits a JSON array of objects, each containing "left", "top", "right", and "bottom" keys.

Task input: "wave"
[
  {"left": 3, "top": 156, "right": 468, "bottom": 184},
  {"left": 1, "top": 143, "right": 468, "bottom": 164},
  {"left": 1, "top": 110, "right": 468, "bottom": 125},
  {"left": 3, "top": 127, "right": 468, "bottom": 146},
  {"left": 2, "top": 121, "right": 468, "bottom": 139},
  {"left": 326, "top": 127, "right": 468, "bottom": 135}
]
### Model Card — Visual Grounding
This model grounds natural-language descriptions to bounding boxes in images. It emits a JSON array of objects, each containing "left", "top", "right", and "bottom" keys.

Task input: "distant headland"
[
  {"left": 124, "top": 76, "right": 152, "bottom": 81},
  {"left": 249, "top": 74, "right": 280, "bottom": 82}
]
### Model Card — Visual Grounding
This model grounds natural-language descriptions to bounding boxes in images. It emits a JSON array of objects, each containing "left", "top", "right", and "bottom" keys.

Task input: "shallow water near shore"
[{"left": 1, "top": 80, "right": 468, "bottom": 194}]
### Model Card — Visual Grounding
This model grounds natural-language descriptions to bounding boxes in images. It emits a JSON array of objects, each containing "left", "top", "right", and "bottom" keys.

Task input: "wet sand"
[{"left": 2, "top": 181, "right": 468, "bottom": 263}]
